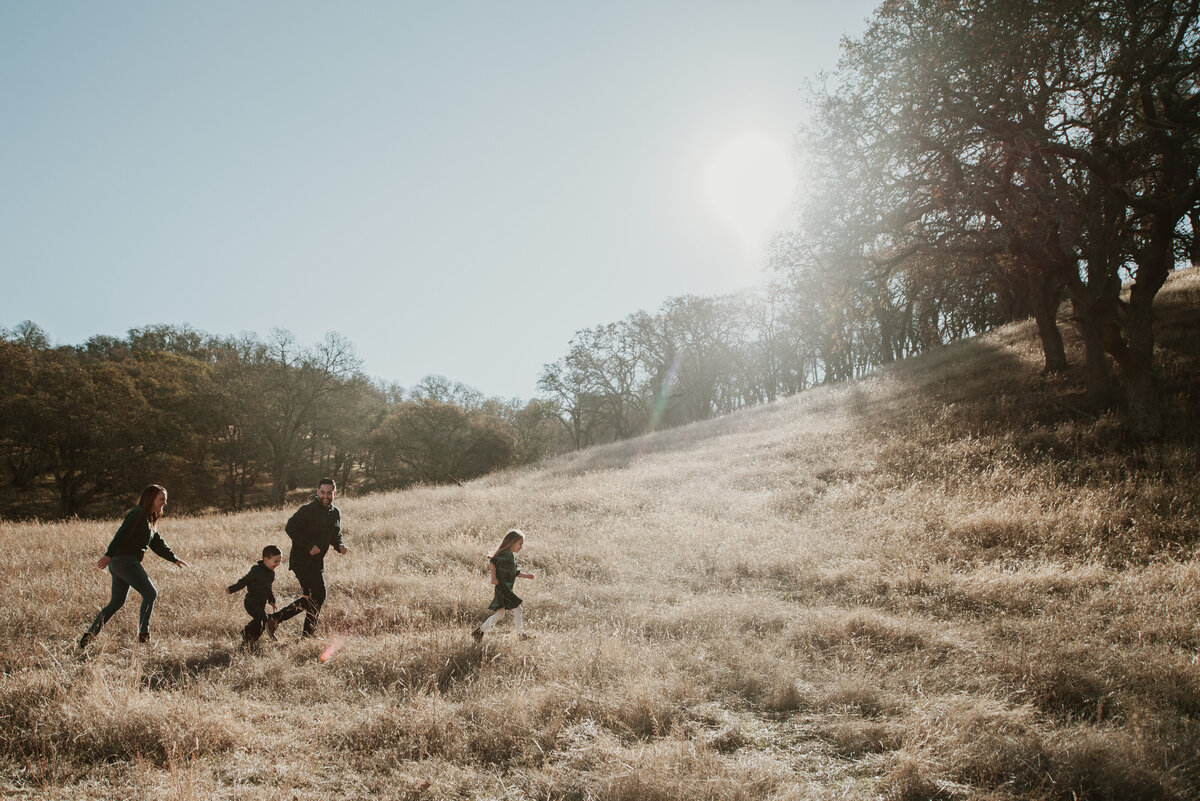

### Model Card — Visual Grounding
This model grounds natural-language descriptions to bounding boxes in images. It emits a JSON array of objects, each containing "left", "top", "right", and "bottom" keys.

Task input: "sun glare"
[{"left": 703, "top": 132, "right": 794, "bottom": 252}]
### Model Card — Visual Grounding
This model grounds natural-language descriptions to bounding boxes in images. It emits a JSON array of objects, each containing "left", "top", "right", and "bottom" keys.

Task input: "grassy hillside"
[{"left": 3, "top": 270, "right": 1199, "bottom": 800}]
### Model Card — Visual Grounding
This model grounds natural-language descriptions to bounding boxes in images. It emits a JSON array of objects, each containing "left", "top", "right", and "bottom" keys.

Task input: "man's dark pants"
[{"left": 273, "top": 567, "right": 325, "bottom": 636}]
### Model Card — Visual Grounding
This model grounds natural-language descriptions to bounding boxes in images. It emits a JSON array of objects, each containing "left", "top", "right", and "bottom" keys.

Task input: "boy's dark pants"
[
  {"left": 242, "top": 599, "right": 270, "bottom": 643},
  {"left": 273, "top": 568, "right": 324, "bottom": 636}
]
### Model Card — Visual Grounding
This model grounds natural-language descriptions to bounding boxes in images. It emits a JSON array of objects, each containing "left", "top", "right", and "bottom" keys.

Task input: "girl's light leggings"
[{"left": 480, "top": 606, "right": 523, "bottom": 634}]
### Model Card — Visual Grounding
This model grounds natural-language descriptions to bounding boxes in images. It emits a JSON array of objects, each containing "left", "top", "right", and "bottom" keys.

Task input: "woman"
[{"left": 79, "top": 484, "right": 188, "bottom": 646}]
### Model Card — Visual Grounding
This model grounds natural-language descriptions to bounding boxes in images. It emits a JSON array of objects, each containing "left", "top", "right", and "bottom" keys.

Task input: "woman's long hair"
[
  {"left": 136, "top": 484, "right": 168, "bottom": 525},
  {"left": 492, "top": 529, "right": 524, "bottom": 558}
]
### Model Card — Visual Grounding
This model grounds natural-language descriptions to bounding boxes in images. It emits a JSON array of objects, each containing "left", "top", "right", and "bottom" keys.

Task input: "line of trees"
[
  {"left": 537, "top": 291, "right": 827, "bottom": 448},
  {"left": 534, "top": 273, "right": 1022, "bottom": 451},
  {"left": 0, "top": 322, "right": 568, "bottom": 519},
  {"left": 536, "top": 0, "right": 1198, "bottom": 446}
]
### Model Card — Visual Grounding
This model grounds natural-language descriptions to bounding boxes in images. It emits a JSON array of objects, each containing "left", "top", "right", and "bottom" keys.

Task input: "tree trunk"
[
  {"left": 1189, "top": 208, "right": 1200, "bottom": 269},
  {"left": 1067, "top": 294, "right": 1116, "bottom": 409},
  {"left": 57, "top": 472, "right": 80, "bottom": 518},
  {"left": 268, "top": 438, "right": 292, "bottom": 505},
  {"left": 1122, "top": 358, "right": 1163, "bottom": 440},
  {"left": 1116, "top": 216, "right": 1173, "bottom": 439},
  {"left": 1122, "top": 301, "right": 1161, "bottom": 428},
  {"left": 1028, "top": 270, "right": 1068, "bottom": 374},
  {"left": 1113, "top": 296, "right": 1162, "bottom": 439}
]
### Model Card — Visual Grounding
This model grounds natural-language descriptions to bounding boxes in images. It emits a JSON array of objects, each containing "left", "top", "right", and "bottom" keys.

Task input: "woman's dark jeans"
[{"left": 87, "top": 555, "right": 158, "bottom": 636}]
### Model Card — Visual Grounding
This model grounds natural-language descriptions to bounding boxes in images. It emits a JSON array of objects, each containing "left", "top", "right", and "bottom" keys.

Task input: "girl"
[
  {"left": 472, "top": 529, "right": 535, "bottom": 640},
  {"left": 80, "top": 484, "right": 188, "bottom": 646}
]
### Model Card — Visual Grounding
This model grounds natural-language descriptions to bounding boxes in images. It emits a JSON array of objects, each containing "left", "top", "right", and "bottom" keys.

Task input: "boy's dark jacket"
[
  {"left": 228, "top": 561, "right": 277, "bottom": 610},
  {"left": 285, "top": 497, "right": 343, "bottom": 573}
]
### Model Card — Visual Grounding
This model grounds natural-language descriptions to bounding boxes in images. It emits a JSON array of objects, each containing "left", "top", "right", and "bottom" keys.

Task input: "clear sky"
[{"left": 1, "top": 1, "right": 878, "bottom": 399}]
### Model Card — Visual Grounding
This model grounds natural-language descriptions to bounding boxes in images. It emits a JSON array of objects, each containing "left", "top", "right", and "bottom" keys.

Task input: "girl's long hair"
[
  {"left": 492, "top": 529, "right": 524, "bottom": 558},
  {"left": 137, "top": 484, "right": 168, "bottom": 525}
]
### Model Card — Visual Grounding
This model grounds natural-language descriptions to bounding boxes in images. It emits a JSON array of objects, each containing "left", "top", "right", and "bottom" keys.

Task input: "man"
[{"left": 272, "top": 478, "right": 348, "bottom": 637}]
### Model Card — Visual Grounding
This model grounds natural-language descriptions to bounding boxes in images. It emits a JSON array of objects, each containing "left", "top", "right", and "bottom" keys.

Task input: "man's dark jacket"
[{"left": 285, "top": 497, "right": 344, "bottom": 574}]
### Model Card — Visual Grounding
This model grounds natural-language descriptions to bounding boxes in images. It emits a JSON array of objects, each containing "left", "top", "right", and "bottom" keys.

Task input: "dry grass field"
[{"left": 3, "top": 271, "right": 1199, "bottom": 800}]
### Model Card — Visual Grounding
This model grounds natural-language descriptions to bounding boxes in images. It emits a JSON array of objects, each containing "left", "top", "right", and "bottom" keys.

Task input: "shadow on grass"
[
  {"left": 435, "top": 642, "right": 493, "bottom": 692},
  {"left": 141, "top": 648, "right": 235, "bottom": 690}
]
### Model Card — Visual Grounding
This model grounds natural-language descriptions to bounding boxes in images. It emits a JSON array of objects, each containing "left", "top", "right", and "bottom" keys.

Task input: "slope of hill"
[{"left": 3, "top": 270, "right": 1198, "bottom": 800}]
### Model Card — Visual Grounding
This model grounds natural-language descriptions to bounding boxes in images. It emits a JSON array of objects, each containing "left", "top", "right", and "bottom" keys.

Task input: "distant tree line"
[
  {"left": 537, "top": 0, "right": 1198, "bottom": 445},
  {"left": 535, "top": 276, "right": 1015, "bottom": 450},
  {"left": 538, "top": 292, "right": 821, "bottom": 448},
  {"left": 0, "top": 322, "right": 568, "bottom": 519}
]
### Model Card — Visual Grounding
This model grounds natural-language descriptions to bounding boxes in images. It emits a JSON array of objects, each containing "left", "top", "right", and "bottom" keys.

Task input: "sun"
[{"left": 703, "top": 132, "right": 794, "bottom": 251}]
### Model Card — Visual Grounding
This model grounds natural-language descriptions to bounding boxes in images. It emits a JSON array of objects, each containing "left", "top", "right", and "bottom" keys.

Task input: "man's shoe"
[
  {"left": 471, "top": 627, "right": 484, "bottom": 641},
  {"left": 138, "top": 631, "right": 151, "bottom": 643},
  {"left": 79, "top": 632, "right": 96, "bottom": 648},
  {"left": 266, "top": 617, "right": 279, "bottom": 641}
]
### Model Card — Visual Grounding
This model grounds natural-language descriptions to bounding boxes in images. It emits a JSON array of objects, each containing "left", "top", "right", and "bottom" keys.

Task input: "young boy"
[{"left": 227, "top": 545, "right": 281, "bottom": 645}]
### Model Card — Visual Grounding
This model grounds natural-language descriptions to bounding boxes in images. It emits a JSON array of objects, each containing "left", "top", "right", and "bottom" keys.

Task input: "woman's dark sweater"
[{"left": 104, "top": 506, "right": 178, "bottom": 563}]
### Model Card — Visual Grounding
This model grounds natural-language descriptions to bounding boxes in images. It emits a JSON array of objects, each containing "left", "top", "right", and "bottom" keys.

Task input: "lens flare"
[
  {"left": 637, "top": 352, "right": 685, "bottom": 458},
  {"left": 648, "top": 352, "right": 685, "bottom": 433},
  {"left": 319, "top": 636, "right": 347, "bottom": 663}
]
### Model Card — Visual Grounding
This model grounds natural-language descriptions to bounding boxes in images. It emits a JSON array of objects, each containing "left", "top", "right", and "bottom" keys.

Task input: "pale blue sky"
[{"left": 1, "top": 1, "right": 877, "bottom": 399}]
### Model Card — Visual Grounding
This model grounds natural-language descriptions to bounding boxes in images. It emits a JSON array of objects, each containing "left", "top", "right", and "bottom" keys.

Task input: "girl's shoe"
[
  {"left": 471, "top": 627, "right": 484, "bottom": 641},
  {"left": 519, "top": 633, "right": 535, "bottom": 641},
  {"left": 267, "top": 617, "right": 279, "bottom": 641}
]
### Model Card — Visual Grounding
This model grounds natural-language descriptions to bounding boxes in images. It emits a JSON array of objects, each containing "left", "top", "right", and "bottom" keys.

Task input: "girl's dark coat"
[{"left": 488, "top": 550, "right": 522, "bottom": 610}]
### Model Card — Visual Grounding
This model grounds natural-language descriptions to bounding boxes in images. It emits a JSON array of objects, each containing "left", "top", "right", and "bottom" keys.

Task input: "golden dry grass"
[{"left": 3, "top": 271, "right": 1199, "bottom": 799}]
